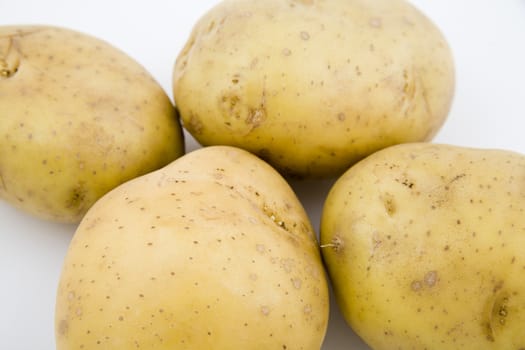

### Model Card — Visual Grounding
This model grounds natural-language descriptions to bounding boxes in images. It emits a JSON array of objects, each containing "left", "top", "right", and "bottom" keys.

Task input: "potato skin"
[
  {"left": 320, "top": 143, "right": 525, "bottom": 349},
  {"left": 55, "top": 146, "right": 329, "bottom": 350},
  {"left": 173, "top": 0, "right": 454, "bottom": 178},
  {"left": 0, "top": 26, "right": 184, "bottom": 223}
]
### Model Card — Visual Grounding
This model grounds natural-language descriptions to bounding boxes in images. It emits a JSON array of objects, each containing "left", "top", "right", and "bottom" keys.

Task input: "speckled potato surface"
[
  {"left": 173, "top": 0, "right": 454, "bottom": 178},
  {"left": 320, "top": 143, "right": 525, "bottom": 349},
  {"left": 55, "top": 146, "right": 329, "bottom": 350},
  {"left": 0, "top": 25, "right": 184, "bottom": 223}
]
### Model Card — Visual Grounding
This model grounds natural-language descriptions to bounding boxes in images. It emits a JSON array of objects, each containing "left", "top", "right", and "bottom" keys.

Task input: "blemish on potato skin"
[
  {"left": 411, "top": 271, "right": 438, "bottom": 291},
  {"left": 368, "top": 17, "right": 383, "bottom": 28},
  {"left": 58, "top": 319, "right": 69, "bottom": 336},
  {"left": 410, "top": 280, "right": 422, "bottom": 292},
  {"left": 299, "top": 31, "right": 310, "bottom": 40},
  {"left": 0, "top": 36, "right": 21, "bottom": 79},
  {"left": 256, "top": 244, "right": 266, "bottom": 253},
  {"left": 0, "top": 170, "right": 6, "bottom": 193},
  {"left": 424, "top": 271, "right": 438, "bottom": 287},
  {"left": 246, "top": 107, "right": 266, "bottom": 128},
  {"left": 261, "top": 305, "right": 271, "bottom": 316},
  {"left": 320, "top": 235, "right": 344, "bottom": 253},
  {"left": 185, "top": 112, "right": 204, "bottom": 135},
  {"left": 292, "top": 277, "right": 302, "bottom": 289},
  {"left": 382, "top": 193, "right": 396, "bottom": 216}
]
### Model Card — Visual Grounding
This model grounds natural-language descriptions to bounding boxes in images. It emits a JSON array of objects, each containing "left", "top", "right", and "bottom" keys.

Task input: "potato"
[
  {"left": 173, "top": 0, "right": 454, "bottom": 178},
  {"left": 0, "top": 25, "right": 184, "bottom": 223},
  {"left": 320, "top": 143, "right": 525, "bottom": 349},
  {"left": 55, "top": 145, "right": 329, "bottom": 349}
]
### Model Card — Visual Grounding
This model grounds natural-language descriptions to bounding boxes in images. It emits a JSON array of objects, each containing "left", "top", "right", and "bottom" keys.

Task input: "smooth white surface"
[{"left": 1, "top": 1, "right": 525, "bottom": 349}]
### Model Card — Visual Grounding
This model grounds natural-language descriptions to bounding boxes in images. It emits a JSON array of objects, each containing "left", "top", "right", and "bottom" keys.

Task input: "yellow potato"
[
  {"left": 320, "top": 143, "right": 525, "bottom": 349},
  {"left": 173, "top": 0, "right": 454, "bottom": 178},
  {"left": 55, "top": 146, "right": 329, "bottom": 350},
  {"left": 0, "top": 25, "right": 184, "bottom": 223}
]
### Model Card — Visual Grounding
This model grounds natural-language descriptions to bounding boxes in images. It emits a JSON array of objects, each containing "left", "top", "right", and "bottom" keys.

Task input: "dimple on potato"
[
  {"left": 0, "top": 25, "right": 184, "bottom": 223},
  {"left": 55, "top": 145, "right": 329, "bottom": 350},
  {"left": 173, "top": 0, "right": 454, "bottom": 178},
  {"left": 320, "top": 143, "right": 525, "bottom": 349}
]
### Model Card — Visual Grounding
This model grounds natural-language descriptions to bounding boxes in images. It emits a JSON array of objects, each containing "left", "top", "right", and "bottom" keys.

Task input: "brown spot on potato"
[
  {"left": 58, "top": 319, "right": 68, "bottom": 336},
  {"left": 282, "top": 48, "right": 292, "bottom": 56},
  {"left": 292, "top": 277, "right": 302, "bottom": 289},
  {"left": 493, "top": 280, "right": 504, "bottom": 294},
  {"left": 65, "top": 181, "right": 88, "bottom": 216},
  {"left": 300, "top": 31, "right": 310, "bottom": 40},
  {"left": 382, "top": 193, "right": 396, "bottom": 216},
  {"left": 0, "top": 170, "right": 6, "bottom": 192},
  {"left": 219, "top": 93, "right": 242, "bottom": 121}
]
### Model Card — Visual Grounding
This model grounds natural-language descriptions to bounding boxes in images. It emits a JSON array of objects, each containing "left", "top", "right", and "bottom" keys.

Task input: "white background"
[{"left": 1, "top": 1, "right": 525, "bottom": 349}]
